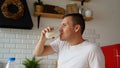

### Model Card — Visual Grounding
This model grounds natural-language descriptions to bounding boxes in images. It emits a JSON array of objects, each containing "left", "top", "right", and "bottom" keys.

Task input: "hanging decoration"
[
  {"left": 0, "top": 0, "right": 33, "bottom": 29},
  {"left": 1, "top": 0, "right": 24, "bottom": 20},
  {"left": 79, "top": 0, "right": 93, "bottom": 21}
]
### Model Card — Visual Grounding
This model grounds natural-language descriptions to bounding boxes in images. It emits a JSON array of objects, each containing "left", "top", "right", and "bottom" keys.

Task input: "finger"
[
  {"left": 42, "top": 28, "right": 50, "bottom": 35},
  {"left": 48, "top": 27, "right": 54, "bottom": 31},
  {"left": 50, "top": 27, "right": 54, "bottom": 30},
  {"left": 44, "top": 28, "right": 49, "bottom": 32},
  {"left": 47, "top": 27, "right": 51, "bottom": 32},
  {"left": 41, "top": 30, "right": 46, "bottom": 35}
]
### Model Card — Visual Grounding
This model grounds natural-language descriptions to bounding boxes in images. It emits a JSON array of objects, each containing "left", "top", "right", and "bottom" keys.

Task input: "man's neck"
[{"left": 67, "top": 35, "right": 84, "bottom": 46}]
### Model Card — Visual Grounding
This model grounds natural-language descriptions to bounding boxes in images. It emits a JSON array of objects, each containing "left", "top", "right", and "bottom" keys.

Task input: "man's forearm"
[{"left": 34, "top": 36, "right": 46, "bottom": 56}]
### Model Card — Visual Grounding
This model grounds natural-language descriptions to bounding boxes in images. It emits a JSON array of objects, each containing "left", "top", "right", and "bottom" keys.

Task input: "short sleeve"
[
  {"left": 88, "top": 46, "right": 105, "bottom": 68},
  {"left": 50, "top": 38, "right": 60, "bottom": 53}
]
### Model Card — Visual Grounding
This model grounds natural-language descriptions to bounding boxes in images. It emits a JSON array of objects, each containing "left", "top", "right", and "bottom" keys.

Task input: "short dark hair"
[{"left": 63, "top": 13, "right": 85, "bottom": 35}]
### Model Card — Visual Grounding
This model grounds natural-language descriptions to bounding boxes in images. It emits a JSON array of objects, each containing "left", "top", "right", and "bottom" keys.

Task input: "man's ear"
[{"left": 74, "top": 25, "right": 80, "bottom": 32}]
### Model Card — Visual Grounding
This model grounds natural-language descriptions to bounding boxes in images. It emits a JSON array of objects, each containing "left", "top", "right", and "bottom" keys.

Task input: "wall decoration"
[
  {"left": 0, "top": 0, "right": 33, "bottom": 29},
  {"left": 66, "top": 3, "right": 78, "bottom": 14}
]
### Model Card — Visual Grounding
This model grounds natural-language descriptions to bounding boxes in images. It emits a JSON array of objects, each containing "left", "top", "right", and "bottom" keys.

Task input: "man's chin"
[{"left": 60, "top": 37, "right": 66, "bottom": 41}]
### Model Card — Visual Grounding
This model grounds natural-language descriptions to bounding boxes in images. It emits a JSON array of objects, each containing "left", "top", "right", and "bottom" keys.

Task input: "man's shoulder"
[{"left": 83, "top": 41, "right": 100, "bottom": 50}]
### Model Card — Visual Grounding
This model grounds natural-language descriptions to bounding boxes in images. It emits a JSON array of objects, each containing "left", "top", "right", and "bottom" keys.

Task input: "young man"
[{"left": 34, "top": 13, "right": 105, "bottom": 68}]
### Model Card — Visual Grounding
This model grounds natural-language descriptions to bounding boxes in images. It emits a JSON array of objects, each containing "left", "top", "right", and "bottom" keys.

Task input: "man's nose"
[{"left": 59, "top": 26, "right": 62, "bottom": 32}]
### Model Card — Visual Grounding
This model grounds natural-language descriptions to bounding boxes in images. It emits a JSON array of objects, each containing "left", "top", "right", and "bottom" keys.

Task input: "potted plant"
[
  {"left": 22, "top": 56, "right": 42, "bottom": 68},
  {"left": 34, "top": 0, "right": 44, "bottom": 12}
]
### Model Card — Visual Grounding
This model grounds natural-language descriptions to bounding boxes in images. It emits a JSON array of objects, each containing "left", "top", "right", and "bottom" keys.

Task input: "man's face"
[{"left": 59, "top": 16, "right": 75, "bottom": 41}]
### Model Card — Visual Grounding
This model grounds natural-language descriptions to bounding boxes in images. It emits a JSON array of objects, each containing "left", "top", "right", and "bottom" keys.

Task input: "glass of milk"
[{"left": 45, "top": 27, "right": 60, "bottom": 39}]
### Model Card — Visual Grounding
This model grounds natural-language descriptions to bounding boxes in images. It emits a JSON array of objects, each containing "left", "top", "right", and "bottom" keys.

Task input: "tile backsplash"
[{"left": 0, "top": 25, "right": 100, "bottom": 68}]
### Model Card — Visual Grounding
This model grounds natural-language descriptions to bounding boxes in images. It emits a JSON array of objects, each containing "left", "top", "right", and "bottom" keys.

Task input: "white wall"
[
  {"left": 87, "top": 0, "right": 120, "bottom": 46},
  {"left": 0, "top": 0, "right": 120, "bottom": 68}
]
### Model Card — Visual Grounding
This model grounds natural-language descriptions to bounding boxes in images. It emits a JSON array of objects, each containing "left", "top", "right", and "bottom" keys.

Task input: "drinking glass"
[{"left": 45, "top": 27, "right": 60, "bottom": 39}]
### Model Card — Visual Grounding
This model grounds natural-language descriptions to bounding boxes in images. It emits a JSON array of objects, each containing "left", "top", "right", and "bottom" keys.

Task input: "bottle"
[{"left": 5, "top": 57, "right": 16, "bottom": 68}]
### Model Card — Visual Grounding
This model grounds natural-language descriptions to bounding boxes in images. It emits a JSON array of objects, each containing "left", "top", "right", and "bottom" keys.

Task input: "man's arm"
[
  {"left": 89, "top": 47, "right": 105, "bottom": 68},
  {"left": 34, "top": 27, "right": 55, "bottom": 56}
]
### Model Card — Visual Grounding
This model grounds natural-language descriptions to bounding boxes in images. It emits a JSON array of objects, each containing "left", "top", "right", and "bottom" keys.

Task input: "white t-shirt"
[{"left": 50, "top": 38, "right": 105, "bottom": 68}]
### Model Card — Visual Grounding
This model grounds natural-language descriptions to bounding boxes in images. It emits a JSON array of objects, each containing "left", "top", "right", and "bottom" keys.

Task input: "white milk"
[{"left": 46, "top": 31, "right": 60, "bottom": 39}]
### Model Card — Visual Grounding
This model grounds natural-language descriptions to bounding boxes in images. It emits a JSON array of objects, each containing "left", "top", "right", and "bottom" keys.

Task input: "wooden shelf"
[
  {"left": 34, "top": 12, "right": 92, "bottom": 29},
  {"left": 70, "top": 0, "right": 90, "bottom": 2},
  {"left": 84, "top": 17, "right": 93, "bottom": 21},
  {"left": 34, "top": 12, "right": 64, "bottom": 28},
  {"left": 34, "top": 12, "right": 64, "bottom": 19}
]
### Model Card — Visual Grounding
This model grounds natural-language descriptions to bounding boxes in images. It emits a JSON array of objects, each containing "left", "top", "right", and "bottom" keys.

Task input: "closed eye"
[{"left": 63, "top": 23, "right": 67, "bottom": 26}]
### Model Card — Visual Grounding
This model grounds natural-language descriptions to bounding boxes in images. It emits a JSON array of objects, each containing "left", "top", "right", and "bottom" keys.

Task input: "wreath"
[{"left": 1, "top": 0, "right": 24, "bottom": 20}]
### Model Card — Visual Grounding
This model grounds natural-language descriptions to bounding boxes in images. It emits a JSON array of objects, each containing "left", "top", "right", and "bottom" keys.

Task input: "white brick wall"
[
  {"left": 0, "top": 26, "right": 59, "bottom": 68},
  {"left": 0, "top": 27, "right": 100, "bottom": 68}
]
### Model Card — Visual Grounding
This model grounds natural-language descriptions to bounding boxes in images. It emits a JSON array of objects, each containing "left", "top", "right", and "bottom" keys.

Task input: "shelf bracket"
[
  {"left": 81, "top": 0, "right": 85, "bottom": 6},
  {"left": 37, "top": 15, "right": 41, "bottom": 28}
]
